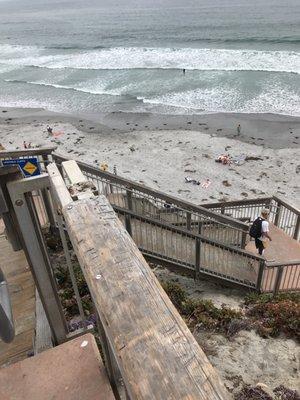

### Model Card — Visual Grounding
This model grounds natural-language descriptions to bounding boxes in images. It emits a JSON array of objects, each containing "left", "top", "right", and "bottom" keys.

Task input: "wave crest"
[{"left": 1, "top": 46, "right": 299, "bottom": 74}]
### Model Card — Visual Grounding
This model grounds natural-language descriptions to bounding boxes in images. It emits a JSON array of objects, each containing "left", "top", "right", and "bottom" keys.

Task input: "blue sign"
[{"left": 2, "top": 158, "right": 41, "bottom": 177}]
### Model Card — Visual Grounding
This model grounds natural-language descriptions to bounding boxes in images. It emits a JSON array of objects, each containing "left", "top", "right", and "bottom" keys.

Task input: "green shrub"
[
  {"left": 161, "top": 281, "right": 245, "bottom": 338},
  {"left": 247, "top": 300, "right": 300, "bottom": 340}
]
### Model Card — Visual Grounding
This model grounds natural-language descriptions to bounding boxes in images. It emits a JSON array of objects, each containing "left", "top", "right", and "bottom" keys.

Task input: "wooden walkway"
[
  {"left": 246, "top": 222, "right": 300, "bottom": 263},
  {"left": 0, "top": 219, "right": 36, "bottom": 367},
  {"left": 0, "top": 333, "right": 115, "bottom": 400}
]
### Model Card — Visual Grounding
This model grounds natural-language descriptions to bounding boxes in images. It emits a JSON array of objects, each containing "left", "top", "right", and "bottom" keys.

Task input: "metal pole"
[
  {"left": 7, "top": 179, "right": 67, "bottom": 344},
  {"left": 0, "top": 166, "right": 23, "bottom": 250},
  {"left": 56, "top": 212, "right": 86, "bottom": 326}
]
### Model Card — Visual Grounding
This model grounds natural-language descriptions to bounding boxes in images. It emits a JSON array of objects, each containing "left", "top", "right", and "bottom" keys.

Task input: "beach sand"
[
  {"left": 1, "top": 107, "right": 299, "bottom": 207},
  {"left": 1, "top": 106, "right": 299, "bottom": 393}
]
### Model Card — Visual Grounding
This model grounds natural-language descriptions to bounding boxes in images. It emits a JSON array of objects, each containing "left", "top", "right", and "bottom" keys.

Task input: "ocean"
[{"left": 0, "top": 0, "right": 299, "bottom": 117}]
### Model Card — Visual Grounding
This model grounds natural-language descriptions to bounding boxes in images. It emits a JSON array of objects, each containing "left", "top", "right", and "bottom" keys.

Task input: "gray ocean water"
[{"left": 0, "top": 0, "right": 299, "bottom": 116}]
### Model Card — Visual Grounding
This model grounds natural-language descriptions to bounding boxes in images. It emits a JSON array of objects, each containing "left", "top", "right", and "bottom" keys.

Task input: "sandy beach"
[
  {"left": 1, "top": 107, "right": 300, "bottom": 393},
  {"left": 0, "top": 107, "right": 299, "bottom": 208}
]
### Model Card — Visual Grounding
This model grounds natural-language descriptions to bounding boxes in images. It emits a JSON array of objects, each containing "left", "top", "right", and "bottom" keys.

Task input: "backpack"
[{"left": 249, "top": 217, "right": 264, "bottom": 239}]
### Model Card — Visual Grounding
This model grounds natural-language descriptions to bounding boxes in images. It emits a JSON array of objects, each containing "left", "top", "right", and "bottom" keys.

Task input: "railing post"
[
  {"left": 125, "top": 213, "right": 132, "bottom": 237},
  {"left": 7, "top": 178, "right": 68, "bottom": 344},
  {"left": 241, "top": 230, "right": 247, "bottom": 249},
  {"left": 256, "top": 259, "right": 265, "bottom": 292},
  {"left": 41, "top": 188, "right": 56, "bottom": 229},
  {"left": 0, "top": 166, "right": 23, "bottom": 251},
  {"left": 274, "top": 201, "right": 281, "bottom": 226},
  {"left": 294, "top": 215, "right": 300, "bottom": 240},
  {"left": 186, "top": 212, "right": 191, "bottom": 230},
  {"left": 273, "top": 266, "right": 284, "bottom": 296},
  {"left": 195, "top": 238, "right": 201, "bottom": 280},
  {"left": 198, "top": 221, "right": 202, "bottom": 235},
  {"left": 126, "top": 189, "right": 133, "bottom": 211}
]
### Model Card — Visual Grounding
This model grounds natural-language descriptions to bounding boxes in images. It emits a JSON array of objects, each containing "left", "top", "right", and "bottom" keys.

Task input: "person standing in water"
[
  {"left": 183, "top": 68, "right": 186, "bottom": 75},
  {"left": 237, "top": 124, "right": 241, "bottom": 135}
]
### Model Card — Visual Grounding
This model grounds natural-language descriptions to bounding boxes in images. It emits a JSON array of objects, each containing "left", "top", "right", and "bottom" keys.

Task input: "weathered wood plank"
[
  {"left": 0, "top": 333, "right": 116, "bottom": 400},
  {"left": 63, "top": 196, "right": 230, "bottom": 400},
  {"left": 34, "top": 289, "right": 53, "bottom": 354},
  {"left": 0, "top": 220, "right": 36, "bottom": 366},
  {"left": 46, "top": 163, "right": 73, "bottom": 210},
  {"left": 62, "top": 160, "right": 86, "bottom": 184}
]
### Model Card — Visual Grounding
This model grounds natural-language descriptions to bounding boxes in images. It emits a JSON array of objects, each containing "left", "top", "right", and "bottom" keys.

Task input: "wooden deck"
[
  {"left": 0, "top": 219, "right": 36, "bottom": 367},
  {"left": 246, "top": 222, "right": 300, "bottom": 263},
  {"left": 0, "top": 333, "right": 115, "bottom": 400}
]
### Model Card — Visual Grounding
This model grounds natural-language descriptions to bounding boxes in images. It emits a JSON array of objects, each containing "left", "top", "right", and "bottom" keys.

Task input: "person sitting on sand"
[
  {"left": 100, "top": 162, "right": 108, "bottom": 171},
  {"left": 216, "top": 154, "right": 231, "bottom": 165},
  {"left": 47, "top": 125, "right": 53, "bottom": 134},
  {"left": 201, "top": 178, "right": 211, "bottom": 189}
]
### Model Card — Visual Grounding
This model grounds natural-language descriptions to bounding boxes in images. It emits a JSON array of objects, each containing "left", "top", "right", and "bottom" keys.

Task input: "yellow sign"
[{"left": 23, "top": 161, "right": 38, "bottom": 175}]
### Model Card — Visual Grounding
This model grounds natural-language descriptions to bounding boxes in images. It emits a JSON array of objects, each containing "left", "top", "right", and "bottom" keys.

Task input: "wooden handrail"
[
  {"left": 114, "top": 205, "right": 264, "bottom": 262},
  {"left": 62, "top": 194, "right": 230, "bottom": 399},
  {"left": 53, "top": 153, "right": 248, "bottom": 232},
  {"left": 202, "top": 197, "right": 273, "bottom": 209},
  {"left": 0, "top": 146, "right": 57, "bottom": 159},
  {"left": 265, "top": 260, "right": 300, "bottom": 268},
  {"left": 273, "top": 196, "right": 300, "bottom": 215}
]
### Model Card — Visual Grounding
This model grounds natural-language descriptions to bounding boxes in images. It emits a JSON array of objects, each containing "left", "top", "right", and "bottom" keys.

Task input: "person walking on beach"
[
  {"left": 249, "top": 208, "right": 272, "bottom": 255},
  {"left": 237, "top": 124, "right": 241, "bottom": 135}
]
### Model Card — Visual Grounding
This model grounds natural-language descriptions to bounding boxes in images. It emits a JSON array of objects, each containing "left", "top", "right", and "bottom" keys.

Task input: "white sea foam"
[
  {"left": 0, "top": 44, "right": 41, "bottom": 58},
  {"left": 2, "top": 47, "right": 300, "bottom": 74},
  {"left": 4, "top": 79, "right": 122, "bottom": 97},
  {"left": 141, "top": 85, "right": 300, "bottom": 116}
]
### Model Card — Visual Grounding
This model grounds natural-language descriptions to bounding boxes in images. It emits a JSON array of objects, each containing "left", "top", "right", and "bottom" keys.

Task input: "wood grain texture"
[
  {"left": 0, "top": 220, "right": 35, "bottom": 367},
  {"left": 63, "top": 196, "right": 230, "bottom": 400},
  {"left": 0, "top": 333, "right": 116, "bottom": 400},
  {"left": 46, "top": 163, "right": 73, "bottom": 210}
]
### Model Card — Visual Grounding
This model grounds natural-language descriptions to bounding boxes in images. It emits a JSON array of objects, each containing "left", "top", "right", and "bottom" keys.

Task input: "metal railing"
[
  {"left": 203, "top": 196, "right": 300, "bottom": 241},
  {"left": 0, "top": 146, "right": 56, "bottom": 171},
  {"left": 0, "top": 267, "right": 15, "bottom": 343},
  {"left": 262, "top": 261, "right": 300, "bottom": 295},
  {"left": 53, "top": 153, "right": 249, "bottom": 248}
]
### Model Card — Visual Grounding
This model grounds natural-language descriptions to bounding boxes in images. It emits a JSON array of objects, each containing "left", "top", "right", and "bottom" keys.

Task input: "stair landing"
[
  {"left": 246, "top": 222, "right": 300, "bottom": 263},
  {"left": 0, "top": 333, "right": 115, "bottom": 400}
]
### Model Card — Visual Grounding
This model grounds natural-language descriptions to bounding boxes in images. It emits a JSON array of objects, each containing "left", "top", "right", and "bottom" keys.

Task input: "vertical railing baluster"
[{"left": 273, "top": 266, "right": 284, "bottom": 296}]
